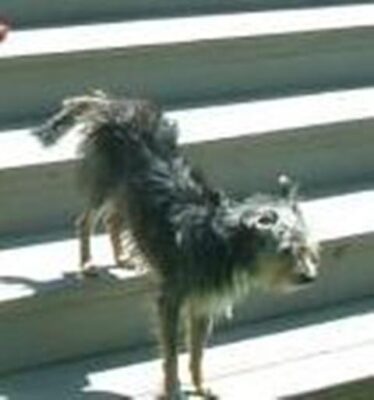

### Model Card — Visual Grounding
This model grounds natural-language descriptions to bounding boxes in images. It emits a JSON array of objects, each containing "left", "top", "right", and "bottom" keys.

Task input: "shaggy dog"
[{"left": 33, "top": 92, "right": 319, "bottom": 399}]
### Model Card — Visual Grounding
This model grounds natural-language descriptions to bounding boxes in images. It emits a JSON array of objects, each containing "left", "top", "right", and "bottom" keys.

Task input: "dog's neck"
[{"left": 125, "top": 145, "right": 256, "bottom": 272}]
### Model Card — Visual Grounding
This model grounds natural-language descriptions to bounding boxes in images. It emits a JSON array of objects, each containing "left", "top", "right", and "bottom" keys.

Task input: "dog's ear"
[
  {"left": 278, "top": 174, "right": 300, "bottom": 212},
  {"left": 240, "top": 209, "right": 279, "bottom": 233},
  {"left": 278, "top": 174, "right": 297, "bottom": 199}
]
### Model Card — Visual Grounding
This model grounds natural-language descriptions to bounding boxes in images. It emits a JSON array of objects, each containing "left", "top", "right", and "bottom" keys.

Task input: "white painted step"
[
  {"left": 2, "top": 5, "right": 374, "bottom": 60},
  {"left": 1, "top": 189, "right": 374, "bottom": 373},
  {"left": 2, "top": 87, "right": 374, "bottom": 169},
  {"left": 2, "top": 88, "right": 374, "bottom": 236},
  {"left": 0, "top": 298, "right": 372, "bottom": 399},
  {"left": 1, "top": 0, "right": 365, "bottom": 29},
  {"left": 2, "top": 5, "right": 374, "bottom": 126}
]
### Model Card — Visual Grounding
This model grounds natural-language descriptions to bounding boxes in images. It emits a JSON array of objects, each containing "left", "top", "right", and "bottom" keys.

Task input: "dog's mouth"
[
  {"left": 264, "top": 261, "right": 318, "bottom": 293},
  {"left": 293, "top": 271, "right": 316, "bottom": 286},
  {"left": 274, "top": 278, "right": 314, "bottom": 295},
  {"left": 278, "top": 244, "right": 319, "bottom": 290},
  {"left": 280, "top": 269, "right": 318, "bottom": 293}
]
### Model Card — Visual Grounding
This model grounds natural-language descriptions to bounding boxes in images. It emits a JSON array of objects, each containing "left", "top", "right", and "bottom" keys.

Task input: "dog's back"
[
  {"left": 31, "top": 92, "right": 182, "bottom": 273},
  {"left": 32, "top": 91, "right": 178, "bottom": 208}
]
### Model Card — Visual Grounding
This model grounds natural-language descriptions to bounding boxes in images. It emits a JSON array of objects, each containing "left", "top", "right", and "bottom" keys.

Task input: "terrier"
[{"left": 34, "top": 92, "right": 320, "bottom": 399}]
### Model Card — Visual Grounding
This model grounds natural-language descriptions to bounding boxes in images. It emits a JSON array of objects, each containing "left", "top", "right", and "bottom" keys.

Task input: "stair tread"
[
  {"left": 0, "top": 233, "right": 146, "bottom": 305},
  {"left": 1, "top": 189, "right": 373, "bottom": 305},
  {"left": 0, "top": 298, "right": 372, "bottom": 399},
  {"left": 2, "top": 87, "right": 374, "bottom": 171},
  {"left": 1, "top": 5, "right": 373, "bottom": 60}
]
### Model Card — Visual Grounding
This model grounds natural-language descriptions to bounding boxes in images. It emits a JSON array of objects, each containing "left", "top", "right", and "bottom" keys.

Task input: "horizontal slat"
[
  {"left": 1, "top": 188, "right": 374, "bottom": 302},
  {"left": 0, "top": 298, "right": 372, "bottom": 398},
  {"left": 2, "top": 87, "right": 374, "bottom": 171},
  {"left": 2, "top": 88, "right": 374, "bottom": 237},
  {"left": 1, "top": 5, "right": 374, "bottom": 60},
  {"left": 2, "top": 9, "right": 374, "bottom": 126},
  {"left": 1, "top": 0, "right": 368, "bottom": 28},
  {"left": 0, "top": 188, "right": 374, "bottom": 373}
]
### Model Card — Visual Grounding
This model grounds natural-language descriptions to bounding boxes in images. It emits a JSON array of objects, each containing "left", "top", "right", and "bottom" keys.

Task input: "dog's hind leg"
[
  {"left": 105, "top": 208, "right": 128, "bottom": 268},
  {"left": 186, "top": 306, "right": 217, "bottom": 399},
  {"left": 157, "top": 290, "right": 184, "bottom": 400},
  {"left": 76, "top": 210, "right": 95, "bottom": 275},
  {"left": 105, "top": 207, "right": 134, "bottom": 269}
]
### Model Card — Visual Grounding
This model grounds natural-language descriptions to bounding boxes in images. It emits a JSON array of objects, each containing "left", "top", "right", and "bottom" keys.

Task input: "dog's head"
[{"left": 232, "top": 176, "right": 319, "bottom": 291}]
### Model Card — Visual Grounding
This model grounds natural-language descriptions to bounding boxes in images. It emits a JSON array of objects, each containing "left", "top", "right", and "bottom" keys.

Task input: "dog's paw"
[
  {"left": 157, "top": 395, "right": 186, "bottom": 400},
  {"left": 117, "top": 256, "right": 137, "bottom": 271},
  {"left": 185, "top": 387, "right": 219, "bottom": 399},
  {"left": 157, "top": 387, "right": 188, "bottom": 400},
  {"left": 201, "top": 389, "right": 219, "bottom": 400},
  {"left": 81, "top": 264, "right": 100, "bottom": 278},
  {"left": 157, "top": 394, "right": 188, "bottom": 400}
]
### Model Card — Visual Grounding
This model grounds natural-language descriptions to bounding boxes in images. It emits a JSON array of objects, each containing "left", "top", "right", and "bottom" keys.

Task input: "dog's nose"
[
  {"left": 295, "top": 272, "right": 316, "bottom": 285},
  {"left": 295, "top": 256, "right": 318, "bottom": 285}
]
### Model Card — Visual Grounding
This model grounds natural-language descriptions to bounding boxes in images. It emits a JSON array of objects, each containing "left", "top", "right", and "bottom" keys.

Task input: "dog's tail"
[{"left": 32, "top": 90, "right": 110, "bottom": 147}]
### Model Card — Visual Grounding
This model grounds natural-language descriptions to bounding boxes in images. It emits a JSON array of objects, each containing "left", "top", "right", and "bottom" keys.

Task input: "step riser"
[
  {"left": 0, "top": 163, "right": 78, "bottom": 239},
  {"left": 2, "top": 120, "right": 374, "bottom": 238},
  {"left": 1, "top": 237, "right": 373, "bottom": 375},
  {"left": 1, "top": 29, "right": 374, "bottom": 127}
]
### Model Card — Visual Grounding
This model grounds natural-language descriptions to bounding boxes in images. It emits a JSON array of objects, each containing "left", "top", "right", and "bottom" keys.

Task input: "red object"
[{"left": 0, "top": 17, "right": 10, "bottom": 42}]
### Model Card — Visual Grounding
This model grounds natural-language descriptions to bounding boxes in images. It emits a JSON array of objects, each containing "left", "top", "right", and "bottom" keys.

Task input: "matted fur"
[
  {"left": 32, "top": 90, "right": 177, "bottom": 272},
  {"left": 33, "top": 91, "right": 320, "bottom": 399}
]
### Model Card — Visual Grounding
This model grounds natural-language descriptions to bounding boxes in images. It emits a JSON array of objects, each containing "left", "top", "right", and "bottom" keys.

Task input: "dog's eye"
[
  {"left": 280, "top": 247, "right": 293, "bottom": 256},
  {"left": 257, "top": 210, "right": 278, "bottom": 226}
]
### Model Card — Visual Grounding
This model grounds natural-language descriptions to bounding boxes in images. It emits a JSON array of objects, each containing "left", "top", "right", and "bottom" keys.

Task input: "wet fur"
[
  {"left": 105, "top": 118, "right": 319, "bottom": 399},
  {"left": 33, "top": 92, "right": 319, "bottom": 399},
  {"left": 33, "top": 91, "right": 176, "bottom": 272}
]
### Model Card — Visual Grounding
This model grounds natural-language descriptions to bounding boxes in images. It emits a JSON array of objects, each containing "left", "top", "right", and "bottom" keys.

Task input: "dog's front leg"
[
  {"left": 186, "top": 307, "right": 217, "bottom": 399},
  {"left": 157, "top": 290, "right": 184, "bottom": 400}
]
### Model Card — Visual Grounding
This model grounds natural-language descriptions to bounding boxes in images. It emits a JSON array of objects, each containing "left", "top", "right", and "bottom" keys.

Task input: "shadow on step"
[
  {"left": 283, "top": 377, "right": 374, "bottom": 400},
  {"left": 0, "top": 340, "right": 157, "bottom": 399}
]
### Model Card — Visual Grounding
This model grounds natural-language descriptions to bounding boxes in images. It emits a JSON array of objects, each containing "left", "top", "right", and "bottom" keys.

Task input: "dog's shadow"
[
  {"left": 0, "top": 291, "right": 158, "bottom": 399},
  {"left": 0, "top": 350, "right": 140, "bottom": 399},
  {"left": 0, "top": 264, "right": 149, "bottom": 399},
  {"left": 0, "top": 261, "right": 146, "bottom": 297},
  {"left": 281, "top": 376, "right": 374, "bottom": 400}
]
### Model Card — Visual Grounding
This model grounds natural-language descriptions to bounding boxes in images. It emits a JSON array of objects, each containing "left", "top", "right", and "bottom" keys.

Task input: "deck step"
[
  {"left": 3, "top": 6, "right": 374, "bottom": 60},
  {"left": 1, "top": 0, "right": 367, "bottom": 28},
  {"left": 1, "top": 0, "right": 373, "bottom": 392},
  {"left": 1, "top": 5, "right": 374, "bottom": 126},
  {"left": 2, "top": 88, "right": 374, "bottom": 237},
  {"left": 0, "top": 297, "right": 372, "bottom": 399},
  {"left": 0, "top": 189, "right": 374, "bottom": 374}
]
